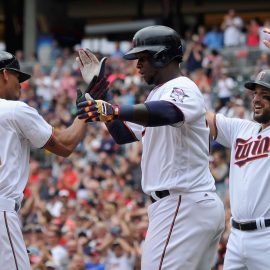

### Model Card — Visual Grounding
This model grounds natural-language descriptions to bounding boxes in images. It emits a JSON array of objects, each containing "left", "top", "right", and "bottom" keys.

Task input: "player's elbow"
[{"left": 59, "top": 149, "right": 72, "bottom": 158}]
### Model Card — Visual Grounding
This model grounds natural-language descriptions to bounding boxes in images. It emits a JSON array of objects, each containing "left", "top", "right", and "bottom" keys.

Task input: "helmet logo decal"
[
  {"left": 170, "top": 87, "right": 189, "bottom": 103},
  {"left": 257, "top": 71, "right": 266, "bottom": 81}
]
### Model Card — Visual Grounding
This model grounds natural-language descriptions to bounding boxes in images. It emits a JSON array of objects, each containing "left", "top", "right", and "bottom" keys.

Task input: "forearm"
[
  {"left": 56, "top": 117, "right": 87, "bottom": 151},
  {"left": 45, "top": 117, "right": 87, "bottom": 157},
  {"left": 106, "top": 120, "right": 138, "bottom": 144}
]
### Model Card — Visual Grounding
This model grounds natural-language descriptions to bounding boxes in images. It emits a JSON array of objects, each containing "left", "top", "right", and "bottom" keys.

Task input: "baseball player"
[
  {"left": 207, "top": 69, "right": 270, "bottom": 270},
  {"left": 77, "top": 26, "right": 225, "bottom": 270},
  {"left": 0, "top": 51, "right": 106, "bottom": 270}
]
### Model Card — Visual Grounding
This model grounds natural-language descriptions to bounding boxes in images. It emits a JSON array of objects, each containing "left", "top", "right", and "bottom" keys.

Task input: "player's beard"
[{"left": 253, "top": 109, "right": 270, "bottom": 124}]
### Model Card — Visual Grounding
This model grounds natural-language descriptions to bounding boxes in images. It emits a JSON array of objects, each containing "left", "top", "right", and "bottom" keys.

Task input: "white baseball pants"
[
  {"left": 0, "top": 198, "right": 31, "bottom": 270},
  {"left": 141, "top": 191, "right": 225, "bottom": 270},
  {"left": 224, "top": 226, "right": 270, "bottom": 270}
]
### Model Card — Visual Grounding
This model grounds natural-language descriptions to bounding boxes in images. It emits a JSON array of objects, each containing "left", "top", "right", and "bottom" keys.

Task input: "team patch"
[
  {"left": 257, "top": 71, "right": 265, "bottom": 81},
  {"left": 170, "top": 87, "right": 189, "bottom": 103}
]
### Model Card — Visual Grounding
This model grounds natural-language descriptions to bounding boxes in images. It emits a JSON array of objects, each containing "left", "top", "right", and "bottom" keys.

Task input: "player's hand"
[
  {"left": 77, "top": 99, "right": 119, "bottom": 123},
  {"left": 263, "top": 28, "right": 270, "bottom": 49},
  {"left": 76, "top": 48, "right": 109, "bottom": 100}
]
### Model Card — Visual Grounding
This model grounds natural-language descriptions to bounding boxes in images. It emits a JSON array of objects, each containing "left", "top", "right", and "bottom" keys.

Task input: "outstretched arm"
[
  {"left": 206, "top": 111, "right": 217, "bottom": 139},
  {"left": 43, "top": 117, "right": 87, "bottom": 157},
  {"left": 77, "top": 99, "right": 184, "bottom": 127}
]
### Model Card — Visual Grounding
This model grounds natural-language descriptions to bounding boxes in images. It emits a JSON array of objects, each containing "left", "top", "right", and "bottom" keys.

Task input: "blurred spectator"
[
  {"left": 85, "top": 249, "right": 105, "bottom": 270},
  {"left": 197, "top": 25, "right": 206, "bottom": 44},
  {"left": 104, "top": 239, "right": 136, "bottom": 270},
  {"left": 46, "top": 229, "right": 69, "bottom": 270},
  {"left": 57, "top": 67, "right": 77, "bottom": 100},
  {"left": 221, "top": 9, "right": 244, "bottom": 47},
  {"left": 255, "top": 52, "right": 270, "bottom": 74},
  {"left": 50, "top": 57, "right": 66, "bottom": 79},
  {"left": 246, "top": 18, "right": 261, "bottom": 47},
  {"left": 51, "top": 40, "right": 63, "bottom": 61},
  {"left": 191, "top": 68, "right": 213, "bottom": 111},
  {"left": 57, "top": 159, "right": 80, "bottom": 199},
  {"left": 183, "top": 34, "right": 203, "bottom": 74},
  {"left": 203, "top": 25, "right": 224, "bottom": 50},
  {"left": 259, "top": 20, "right": 270, "bottom": 51},
  {"left": 111, "top": 41, "right": 125, "bottom": 59},
  {"left": 215, "top": 68, "right": 236, "bottom": 108},
  {"left": 209, "top": 150, "right": 229, "bottom": 202},
  {"left": 202, "top": 49, "right": 224, "bottom": 84}
]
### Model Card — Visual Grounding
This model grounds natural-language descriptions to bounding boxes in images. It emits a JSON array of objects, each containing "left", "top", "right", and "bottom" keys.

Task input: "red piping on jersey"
[
  {"left": 4, "top": 212, "right": 19, "bottom": 270},
  {"left": 206, "top": 118, "right": 211, "bottom": 153},
  {"left": 213, "top": 114, "right": 218, "bottom": 140},
  {"left": 142, "top": 128, "right": 146, "bottom": 137},
  {"left": 158, "top": 195, "right": 182, "bottom": 270},
  {"left": 42, "top": 127, "right": 55, "bottom": 149}
]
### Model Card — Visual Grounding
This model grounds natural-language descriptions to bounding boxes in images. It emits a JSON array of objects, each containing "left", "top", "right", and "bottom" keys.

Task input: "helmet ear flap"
[{"left": 152, "top": 49, "right": 168, "bottom": 68}]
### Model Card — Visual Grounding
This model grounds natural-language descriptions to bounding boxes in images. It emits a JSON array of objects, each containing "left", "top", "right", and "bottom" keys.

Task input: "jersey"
[
  {"left": 215, "top": 113, "right": 270, "bottom": 221},
  {"left": 0, "top": 99, "right": 52, "bottom": 204},
  {"left": 125, "top": 76, "right": 215, "bottom": 194}
]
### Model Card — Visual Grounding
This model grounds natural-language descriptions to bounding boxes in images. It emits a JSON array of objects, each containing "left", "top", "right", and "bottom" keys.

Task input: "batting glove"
[
  {"left": 76, "top": 48, "right": 109, "bottom": 100},
  {"left": 77, "top": 99, "right": 119, "bottom": 123}
]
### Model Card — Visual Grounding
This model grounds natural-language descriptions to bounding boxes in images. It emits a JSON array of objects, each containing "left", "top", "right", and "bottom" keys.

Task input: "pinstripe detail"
[
  {"left": 158, "top": 195, "right": 182, "bottom": 270},
  {"left": 4, "top": 211, "right": 19, "bottom": 270}
]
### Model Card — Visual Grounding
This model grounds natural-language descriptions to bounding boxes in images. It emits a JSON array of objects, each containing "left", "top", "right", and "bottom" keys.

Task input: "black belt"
[
  {"left": 15, "top": 203, "right": 20, "bottom": 212},
  {"left": 150, "top": 190, "right": 170, "bottom": 203},
  {"left": 232, "top": 218, "right": 270, "bottom": 231}
]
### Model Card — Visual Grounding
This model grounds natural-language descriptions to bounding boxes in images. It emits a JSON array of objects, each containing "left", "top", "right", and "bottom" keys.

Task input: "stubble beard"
[{"left": 253, "top": 110, "right": 270, "bottom": 124}]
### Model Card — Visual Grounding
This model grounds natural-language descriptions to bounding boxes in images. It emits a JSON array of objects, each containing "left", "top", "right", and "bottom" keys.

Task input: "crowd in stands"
[{"left": 15, "top": 10, "right": 270, "bottom": 269}]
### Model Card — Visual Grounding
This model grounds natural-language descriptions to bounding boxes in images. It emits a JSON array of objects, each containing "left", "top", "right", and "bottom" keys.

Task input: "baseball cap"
[
  {"left": 59, "top": 189, "right": 70, "bottom": 197},
  {"left": 0, "top": 51, "right": 31, "bottom": 83},
  {"left": 245, "top": 70, "right": 270, "bottom": 91}
]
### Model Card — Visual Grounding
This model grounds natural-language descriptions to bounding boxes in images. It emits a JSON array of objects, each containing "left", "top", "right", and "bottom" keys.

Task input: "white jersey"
[
  {"left": 215, "top": 113, "right": 270, "bottom": 221},
  {"left": 0, "top": 99, "right": 52, "bottom": 204},
  {"left": 126, "top": 76, "right": 215, "bottom": 194}
]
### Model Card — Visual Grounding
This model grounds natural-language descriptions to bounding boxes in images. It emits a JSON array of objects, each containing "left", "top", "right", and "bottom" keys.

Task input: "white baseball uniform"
[
  {"left": 125, "top": 76, "right": 225, "bottom": 270},
  {"left": 0, "top": 99, "right": 52, "bottom": 270},
  {"left": 215, "top": 113, "right": 270, "bottom": 270}
]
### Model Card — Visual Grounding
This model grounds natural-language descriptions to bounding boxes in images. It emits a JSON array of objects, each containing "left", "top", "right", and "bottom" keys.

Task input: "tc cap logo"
[{"left": 257, "top": 71, "right": 266, "bottom": 81}]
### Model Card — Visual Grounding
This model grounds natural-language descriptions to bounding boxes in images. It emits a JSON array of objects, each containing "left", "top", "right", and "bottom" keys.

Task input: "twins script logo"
[
  {"left": 234, "top": 135, "right": 270, "bottom": 167},
  {"left": 170, "top": 87, "right": 189, "bottom": 103}
]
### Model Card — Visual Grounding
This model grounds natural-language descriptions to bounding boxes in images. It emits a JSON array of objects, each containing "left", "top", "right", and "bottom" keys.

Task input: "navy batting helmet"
[
  {"left": 124, "top": 25, "right": 183, "bottom": 68},
  {"left": 0, "top": 51, "right": 31, "bottom": 83}
]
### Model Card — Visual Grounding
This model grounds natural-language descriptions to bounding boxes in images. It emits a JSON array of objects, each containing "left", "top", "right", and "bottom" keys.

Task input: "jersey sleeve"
[
  {"left": 13, "top": 101, "right": 53, "bottom": 148},
  {"left": 215, "top": 113, "right": 243, "bottom": 148},
  {"left": 160, "top": 78, "right": 206, "bottom": 124}
]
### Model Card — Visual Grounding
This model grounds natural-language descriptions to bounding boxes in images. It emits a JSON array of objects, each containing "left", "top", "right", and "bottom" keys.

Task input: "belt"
[
  {"left": 150, "top": 190, "right": 170, "bottom": 203},
  {"left": 0, "top": 197, "right": 20, "bottom": 212},
  {"left": 232, "top": 218, "right": 270, "bottom": 231}
]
